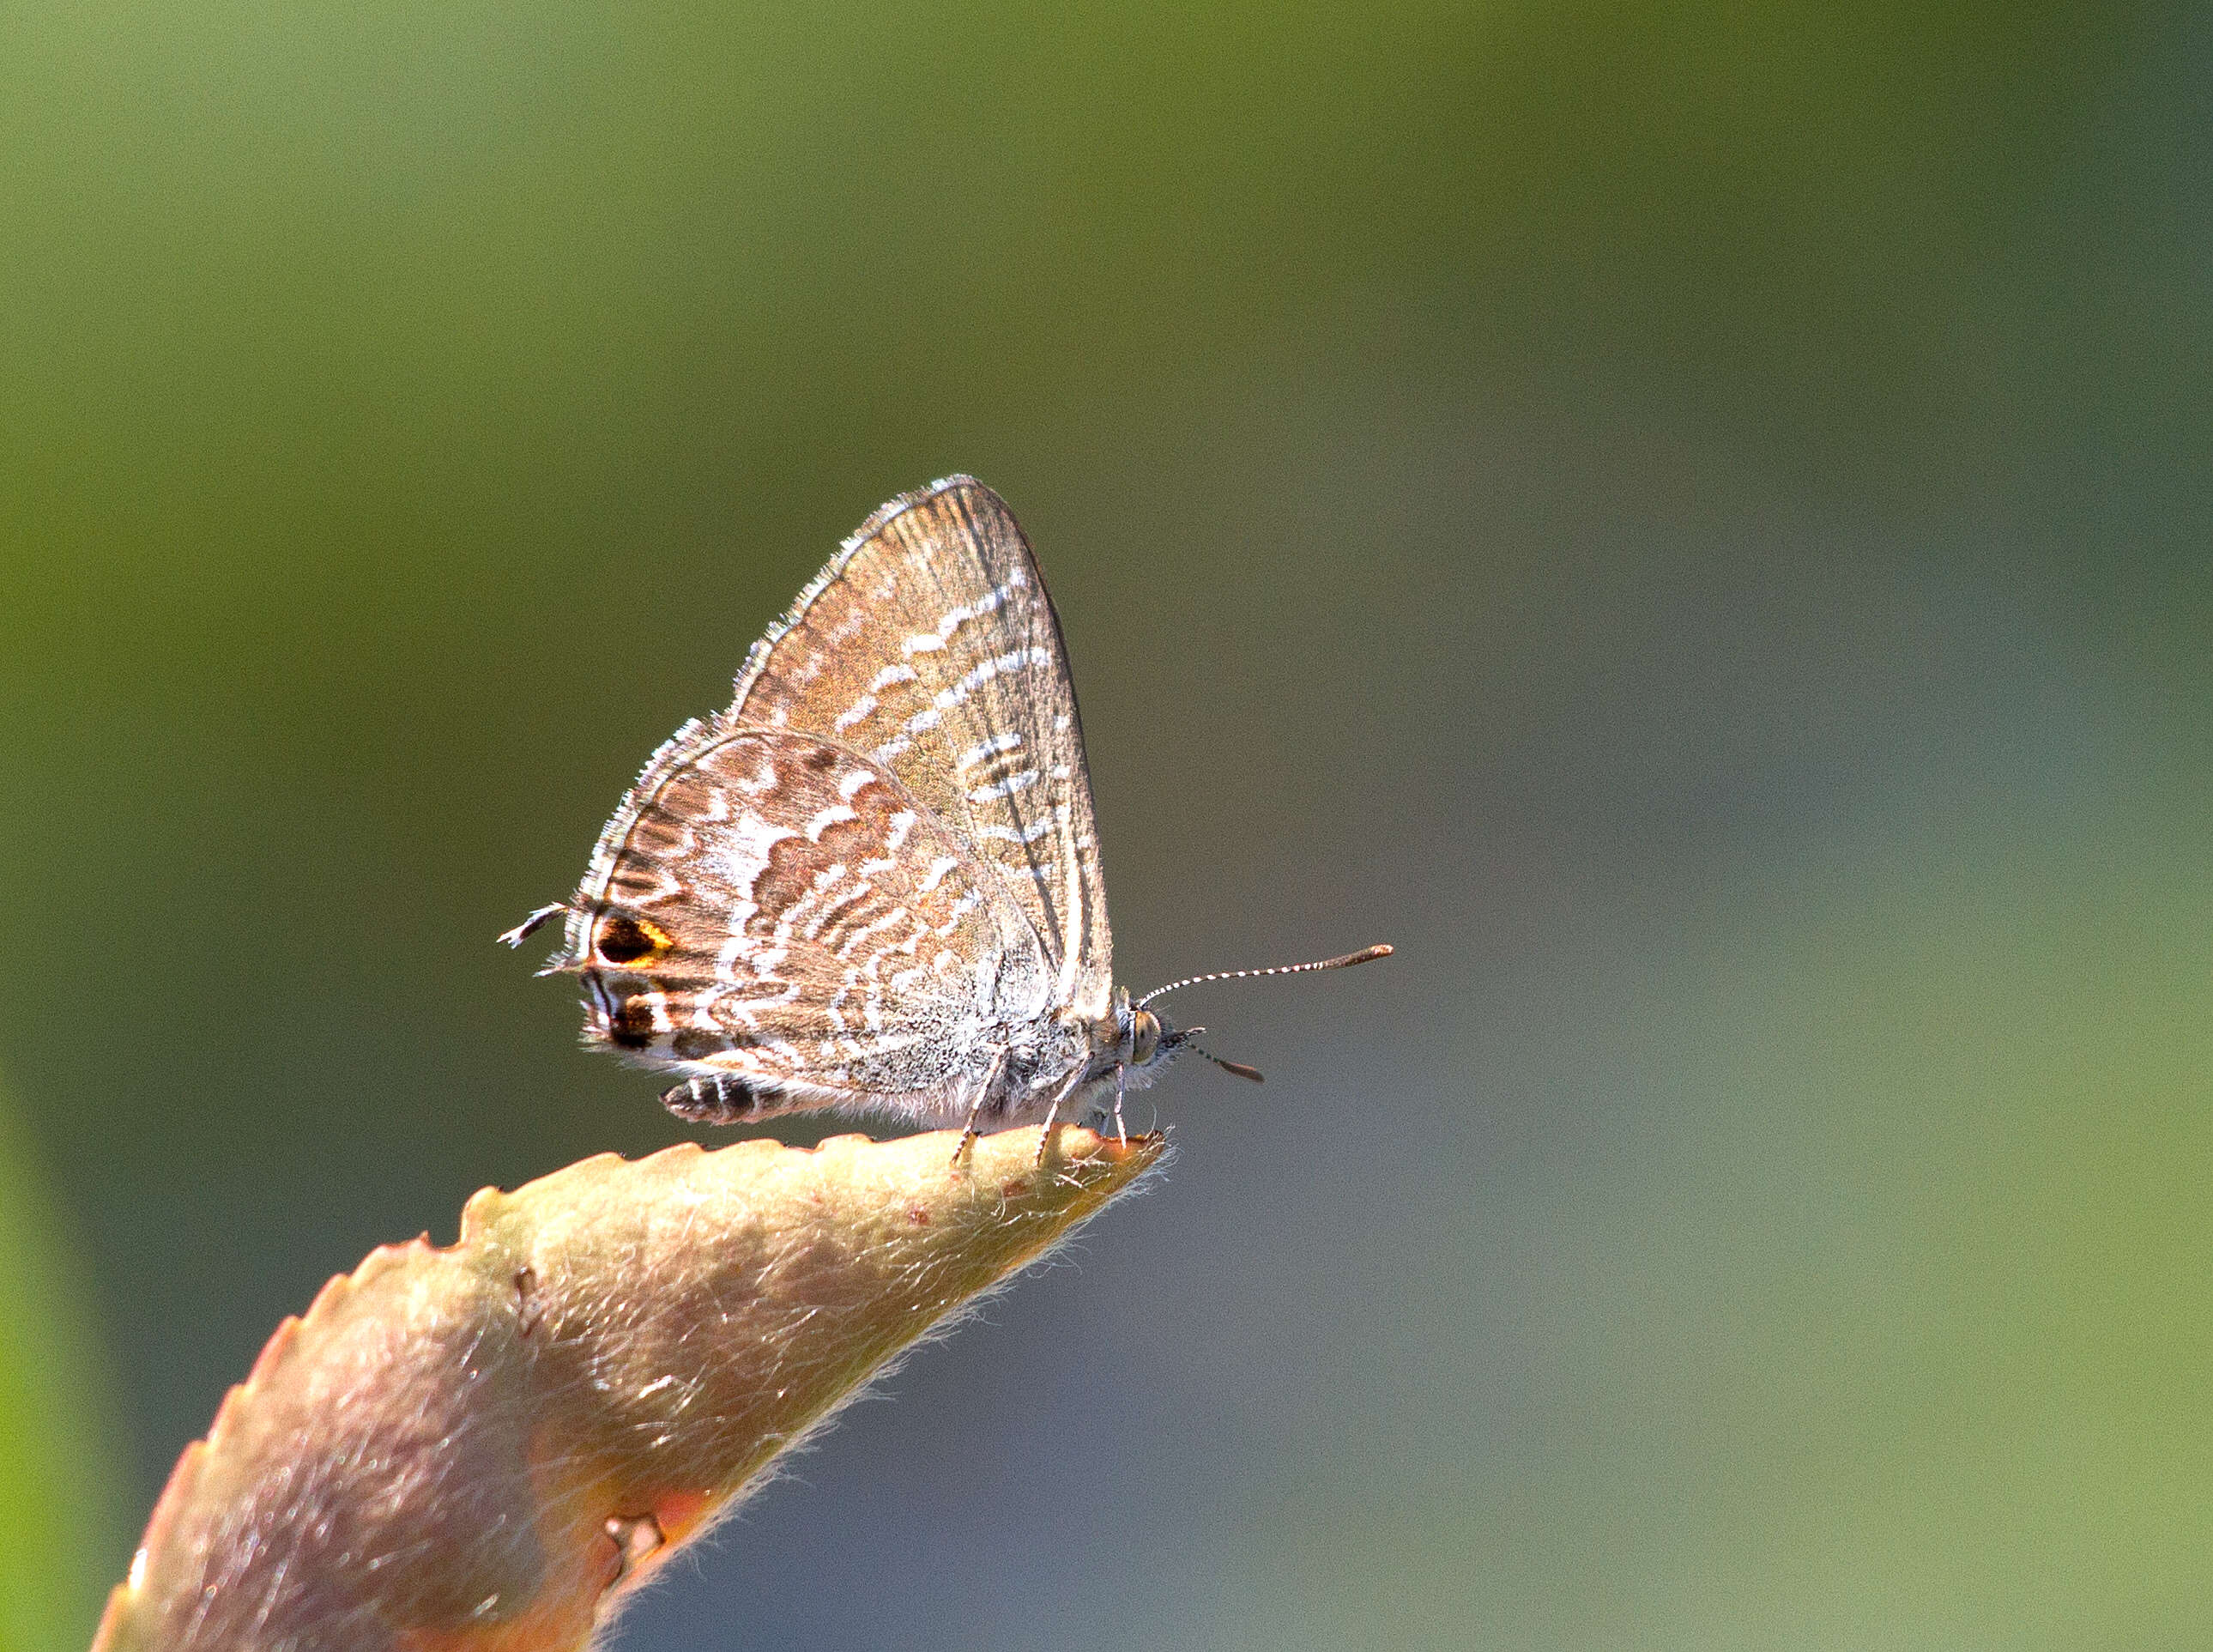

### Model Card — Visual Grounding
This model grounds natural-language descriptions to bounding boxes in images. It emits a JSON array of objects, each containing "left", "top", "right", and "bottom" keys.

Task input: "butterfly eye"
[
  {"left": 596, "top": 912, "right": 672, "bottom": 966},
  {"left": 1130, "top": 1010, "right": 1162, "bottom": 1066}
]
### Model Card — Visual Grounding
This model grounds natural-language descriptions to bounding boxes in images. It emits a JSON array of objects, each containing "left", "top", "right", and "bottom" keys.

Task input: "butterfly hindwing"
[{"left": 561, "top": 723, "right": 1055, "bottom": 1121}]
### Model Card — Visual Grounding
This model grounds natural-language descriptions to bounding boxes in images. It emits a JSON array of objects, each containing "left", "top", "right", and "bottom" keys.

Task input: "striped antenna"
[
  {"left": 1162, "top": 1026, "right": 1267, "bottom": 1083},
  {"left": 1194, "top": 1046, "right": 1266, "bottom": 1082},
  {"left": 1137, "top": 943, "right": 1393, "bottom": 1008}
]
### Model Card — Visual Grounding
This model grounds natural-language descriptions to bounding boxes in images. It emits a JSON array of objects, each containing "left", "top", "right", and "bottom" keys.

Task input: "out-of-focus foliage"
[{"left": 0, "top": 1076, "right": 130, "bottom": 1652}]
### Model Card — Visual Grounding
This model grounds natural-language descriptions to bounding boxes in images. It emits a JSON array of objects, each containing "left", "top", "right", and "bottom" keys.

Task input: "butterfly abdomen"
[{"left": 662, "top": 1074, "right": 767, "bottom": 1123}]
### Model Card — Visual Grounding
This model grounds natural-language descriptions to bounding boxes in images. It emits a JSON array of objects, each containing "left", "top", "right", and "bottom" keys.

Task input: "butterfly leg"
[
  {"left": 952, "top": 1100, "right": 984, "bottom": 1166},
  {"left": 951, "top": 1049, "right": 1008, "bottom": 1167},
  {"left": 1111, "top": 1062, "right": 1128, "bottom": 1147},
  {"left": 1031, "top": 1092, "right": 1061, "bottom": 1167},
  {"left": 1032, "top": 1066, "right": 1089, "bottom": 1168}
]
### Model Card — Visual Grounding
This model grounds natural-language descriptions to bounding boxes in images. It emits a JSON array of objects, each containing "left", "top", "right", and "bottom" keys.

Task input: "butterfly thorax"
[{"left": 1001, "top": 988, "right": 1180, "bottom": 1123}]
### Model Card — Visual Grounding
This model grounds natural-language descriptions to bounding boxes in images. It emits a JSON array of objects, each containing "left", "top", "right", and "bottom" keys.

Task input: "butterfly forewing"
[
  {"left": 727, "top": 477, "right": 1114, "bottom": 1019},
  {"left": 565, "top": 724, "right": 1055, "bottom": 1117}
]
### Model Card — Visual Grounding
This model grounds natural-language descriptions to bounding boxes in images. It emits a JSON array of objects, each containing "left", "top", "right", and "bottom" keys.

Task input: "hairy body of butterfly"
[{"left": 506, "top": 476, "right": 1185, "bottom": 1140}]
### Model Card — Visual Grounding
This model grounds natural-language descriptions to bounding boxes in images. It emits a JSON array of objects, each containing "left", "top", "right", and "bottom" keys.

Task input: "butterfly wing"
[
  {"left": 726, "top": 475, "right": 1114, "bottom": 1020},
  {"left": 558, "top": 723, "right": 1058, "bottom": 1124}
]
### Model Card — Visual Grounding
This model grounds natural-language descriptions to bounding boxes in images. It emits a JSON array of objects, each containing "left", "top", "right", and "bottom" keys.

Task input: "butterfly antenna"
[
  {"left": 1195, "top": 1045, "right": 1266, "bottom": 1083},
  {"left": 1137, "top": 943, "right": 1394, "bottom": 1008},
  {"left": 1163, "top": 1026, "right": 1267, "bottom": 1083}
]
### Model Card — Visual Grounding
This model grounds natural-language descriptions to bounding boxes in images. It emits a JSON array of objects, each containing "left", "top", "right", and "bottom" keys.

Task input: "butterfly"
[{"left": 502, "top": 475, "right": 1388, "bottom": 1153}]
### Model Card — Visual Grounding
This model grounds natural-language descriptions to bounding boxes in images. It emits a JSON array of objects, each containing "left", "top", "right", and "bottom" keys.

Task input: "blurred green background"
[{"left": 4, "top": 3, "right": 2210, "bottom": 1648}]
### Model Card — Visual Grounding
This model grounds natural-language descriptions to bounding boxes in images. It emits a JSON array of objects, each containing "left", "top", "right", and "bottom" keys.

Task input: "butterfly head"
[{"left": 1106, "top": 985, "right": 1181, "bottom": 1076}]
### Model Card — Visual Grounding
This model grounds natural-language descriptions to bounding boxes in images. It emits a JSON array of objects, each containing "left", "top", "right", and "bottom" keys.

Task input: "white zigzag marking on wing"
[
  {"left": 901, "top": 582, "right": 1016, "bottom": 659},
  {"left": 716, "top": 820, "right": 799, "bottom": 886},
  {"left": 771, "top": 862, "right": 852, "bottom": 945},
  {"left": 967, "top": 768, "right": 1039, "bottom": 803},
  {"left": 807, "top": 876, "right": 876, "bottom": 946},
  {"left": 937, "top": 647, "right": 1052, "bottom": 713},
  {"left": 930, "top": 893, "right": 980, "bottom": 937},
  {"left": 975, "top": 820, "right": 1058, "bottom": 845},
  {"left": 872, "top": 646, "right": 1055, "bottom": 765},
  {"left": 835, "top": 905, "right": 910, "bottom": 962},
  {"left": 956, "top": 730, "right": 1023, "bottom": 770}
]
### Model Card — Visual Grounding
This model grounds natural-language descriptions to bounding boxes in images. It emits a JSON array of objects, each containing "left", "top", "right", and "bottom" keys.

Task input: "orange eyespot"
[{"left": 596, "top": 912, "right": 674, "bottom": 966}]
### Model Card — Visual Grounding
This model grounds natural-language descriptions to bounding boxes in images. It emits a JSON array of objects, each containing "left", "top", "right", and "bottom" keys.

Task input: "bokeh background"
[{"left": 5, "top": 3, "right": 2211, "bottom": 1648}]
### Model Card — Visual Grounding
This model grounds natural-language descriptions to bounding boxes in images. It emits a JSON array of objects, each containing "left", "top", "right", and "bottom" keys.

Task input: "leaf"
[{"left": 93, "top": 1126, "right": 1163, "bottom": 1652}]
